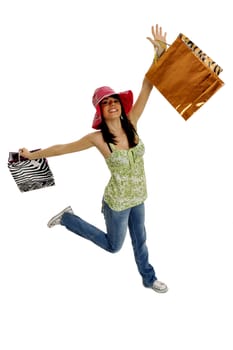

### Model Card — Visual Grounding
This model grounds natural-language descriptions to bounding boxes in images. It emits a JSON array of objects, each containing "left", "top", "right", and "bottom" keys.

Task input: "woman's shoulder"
[
  {"left": 88, "top": 130, "right": 103, "bottom": 144},
  {"left": 88, "top": 131, "right": 110, "bottom": 158}
]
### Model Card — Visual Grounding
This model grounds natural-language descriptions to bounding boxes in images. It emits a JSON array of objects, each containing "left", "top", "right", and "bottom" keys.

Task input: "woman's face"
[{"left": 100, "top": 96, "right": 122, "bottom": 121}]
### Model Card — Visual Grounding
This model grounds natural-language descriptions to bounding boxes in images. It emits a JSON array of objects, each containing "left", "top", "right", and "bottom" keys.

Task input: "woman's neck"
[{"left": 106, "top": 119, "right": 123, "bottom": 135}]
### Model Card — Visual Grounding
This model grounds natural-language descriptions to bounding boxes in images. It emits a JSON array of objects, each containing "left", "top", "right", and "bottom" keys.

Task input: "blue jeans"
[{"left": 61, "top": 201, "right": 157, "bottom": 287}]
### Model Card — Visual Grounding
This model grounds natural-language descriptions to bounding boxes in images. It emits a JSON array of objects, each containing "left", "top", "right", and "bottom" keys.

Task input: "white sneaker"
[
  {"left": 151, "top": 280, "right": 168, "bottom": 293},
  {"left": 47, "top": 206, "right": 73, "bottom": 228}
]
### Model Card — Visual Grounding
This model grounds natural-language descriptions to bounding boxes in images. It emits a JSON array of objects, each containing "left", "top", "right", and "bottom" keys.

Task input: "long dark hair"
[{"left": 99, "top": 94, "right": 137, "bottom": 147}]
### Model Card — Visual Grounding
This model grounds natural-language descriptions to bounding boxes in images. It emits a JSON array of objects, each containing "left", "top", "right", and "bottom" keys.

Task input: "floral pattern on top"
[{"left": 104, "top": 139, "right": 147, "bottom": 211}]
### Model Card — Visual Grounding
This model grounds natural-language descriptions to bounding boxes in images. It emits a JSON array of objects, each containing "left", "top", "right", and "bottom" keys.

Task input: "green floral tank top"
[{"left": 104, "top": 139, "right": 147, "bottom": 211}]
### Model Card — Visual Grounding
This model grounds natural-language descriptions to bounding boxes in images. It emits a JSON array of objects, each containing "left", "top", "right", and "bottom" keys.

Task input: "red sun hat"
[{"left": 92, "top": 86, "right": 133, "bottom": 129}]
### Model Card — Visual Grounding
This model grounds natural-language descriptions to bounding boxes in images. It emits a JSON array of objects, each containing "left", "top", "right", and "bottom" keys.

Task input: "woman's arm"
[
  {"left": 129, "top": 24, "right": 167, "bottom": 126},
  {"left": 19, "top": 132, "right": 97, "bottom": 160}
]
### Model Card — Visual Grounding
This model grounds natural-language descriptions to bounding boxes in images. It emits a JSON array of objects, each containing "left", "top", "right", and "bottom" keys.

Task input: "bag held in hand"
[
  {"left": 146, "top": 33, "right": 224, "bottom": 120},
  {"left": 8, "top": 150, "right": 55, "bottom": 192}
]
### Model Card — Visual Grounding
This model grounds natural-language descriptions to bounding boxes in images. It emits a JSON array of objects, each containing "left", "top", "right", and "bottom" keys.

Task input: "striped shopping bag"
[{"left": 8, "top": 150, "right": 55, "bottom": 192}]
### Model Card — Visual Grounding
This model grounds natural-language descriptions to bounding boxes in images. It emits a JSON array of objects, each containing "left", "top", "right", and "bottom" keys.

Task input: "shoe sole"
[{"left": 152, "top": 287, "right": 168, "bottom": 293}]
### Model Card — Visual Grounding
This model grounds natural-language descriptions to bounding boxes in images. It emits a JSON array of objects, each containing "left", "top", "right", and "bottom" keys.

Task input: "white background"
[{"left": 1, "top": 1, "right": 232, "bottom": 349}]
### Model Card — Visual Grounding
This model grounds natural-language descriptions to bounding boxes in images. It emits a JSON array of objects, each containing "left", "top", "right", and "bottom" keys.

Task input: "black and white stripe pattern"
[{"left": 8, "top": 157, "right": 55, "bottom": 192}]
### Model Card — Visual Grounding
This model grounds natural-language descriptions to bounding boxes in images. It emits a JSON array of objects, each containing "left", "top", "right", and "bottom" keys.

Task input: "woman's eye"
[{"left": 101, "top": 99, "right": 120, "bottom": 105}]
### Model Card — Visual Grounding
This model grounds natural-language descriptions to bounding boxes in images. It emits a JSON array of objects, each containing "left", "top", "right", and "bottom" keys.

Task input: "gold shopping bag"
[{"left": 146, "top": 33, "right": 224, "bottom": 120}]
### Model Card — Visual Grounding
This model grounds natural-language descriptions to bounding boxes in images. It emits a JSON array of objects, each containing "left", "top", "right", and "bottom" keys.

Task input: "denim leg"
[
  {"left": 128, "top": 203, "right": 157, "bottom": 287},
  {"left": 60, "top": 201, "right": 129, "bottom": 253}
]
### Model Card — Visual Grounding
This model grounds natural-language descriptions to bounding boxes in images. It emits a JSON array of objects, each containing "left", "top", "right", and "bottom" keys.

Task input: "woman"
[{"left": 20, "top": 24, "right": 168, "bottom": 293}]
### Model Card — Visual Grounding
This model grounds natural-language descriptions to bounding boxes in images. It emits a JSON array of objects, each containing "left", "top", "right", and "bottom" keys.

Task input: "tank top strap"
[{"left": 107, "top": 143, "right": 115, "bottom": 152}]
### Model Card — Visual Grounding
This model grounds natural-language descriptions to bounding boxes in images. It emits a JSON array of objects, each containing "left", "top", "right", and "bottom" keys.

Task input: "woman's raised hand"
[{"left": 147, "top": 24, "right": 167, "bottom": 57}]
